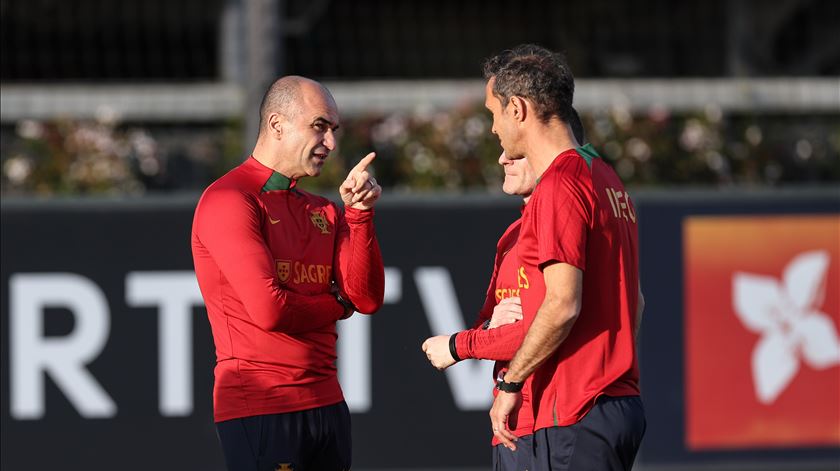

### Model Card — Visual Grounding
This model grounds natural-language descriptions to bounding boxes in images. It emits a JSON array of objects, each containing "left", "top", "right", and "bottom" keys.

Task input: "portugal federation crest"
[
  {"left": 276, "top": 260, "right": 291, "bottom": 283},
  {"left": 310, "top": 210, "right": 331, "bottom": 234}
]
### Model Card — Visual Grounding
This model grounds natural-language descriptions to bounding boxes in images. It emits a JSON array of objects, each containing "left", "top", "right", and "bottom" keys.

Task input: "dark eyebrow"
[{"left": 313, "top": 117, "right": 340, "bottom": 131}]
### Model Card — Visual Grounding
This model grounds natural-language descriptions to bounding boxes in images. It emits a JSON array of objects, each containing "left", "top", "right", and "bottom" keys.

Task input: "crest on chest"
[
  {"left": 276, "top": 260, "right": 291, "bottom": 282},
  {"left": 309, "top": 209, "right": 331, "bottom": 234}
]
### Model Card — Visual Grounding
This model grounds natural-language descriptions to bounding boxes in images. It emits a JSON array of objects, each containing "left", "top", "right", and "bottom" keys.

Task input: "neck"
[
  {"left": 524, "top": 121, "right": 580, "bottom": 178},
  {"left": 252, "top": 137, "right": 299, "bottom": 179}
]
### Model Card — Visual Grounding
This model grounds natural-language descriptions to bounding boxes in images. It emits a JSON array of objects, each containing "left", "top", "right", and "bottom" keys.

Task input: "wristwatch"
[
  {"left": 496, "top": 371, "right": 524, "bottom": 393},
  {"left": 334, "top": 290, "right": 356, "bottom": 312}
]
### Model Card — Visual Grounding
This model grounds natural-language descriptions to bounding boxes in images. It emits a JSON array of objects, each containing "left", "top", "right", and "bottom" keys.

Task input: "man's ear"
[
  {"left": 267, "top": 112, "right": 284, "bottom": 138},
  {"left": 509, "top": 96, "right": 528, "bottom": 124}
]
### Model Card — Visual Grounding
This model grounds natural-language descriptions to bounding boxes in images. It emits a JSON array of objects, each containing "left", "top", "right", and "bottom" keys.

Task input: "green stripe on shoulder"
[{"left": 576, "top": 143, "right": 601, "bottom": 169}]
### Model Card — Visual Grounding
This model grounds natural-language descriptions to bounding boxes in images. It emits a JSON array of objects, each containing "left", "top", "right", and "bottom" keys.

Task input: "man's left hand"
[
  {"left": 489, "top": 390, "right": 521, "bottom": 450},
  {"left": 340, "top": 152, "right": 382, "bottom": 210},
  {"left": 421, "top": 335, "right": 456, "bottom": 370}
]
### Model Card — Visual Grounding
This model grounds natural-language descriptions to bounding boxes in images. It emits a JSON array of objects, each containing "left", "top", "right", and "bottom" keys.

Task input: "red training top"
[
  {"left": 454, "top": 209, "right": 536, "bottom": 444},
  {"left": 519, "top": 144, "right": 641, "bottom": 431},
  {"left": 191, "top": 156, "right": 384, "bottom": 423}
]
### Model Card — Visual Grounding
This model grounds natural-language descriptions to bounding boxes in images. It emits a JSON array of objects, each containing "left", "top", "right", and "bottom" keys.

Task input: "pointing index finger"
[{"left": 351, "top": 152, "right": 376, "bottom": 174}]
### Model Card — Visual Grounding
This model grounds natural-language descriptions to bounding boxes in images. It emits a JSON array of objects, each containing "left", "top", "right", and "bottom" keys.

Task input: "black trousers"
[
  {"left": 216, "top": 401, "right": 352, "bottom": 471},
  {"left": 533, "top": 395, "right": 646, "bottom": 471},
  {"left": 493, "top": 434, "right": 535, "bottom": 471}
]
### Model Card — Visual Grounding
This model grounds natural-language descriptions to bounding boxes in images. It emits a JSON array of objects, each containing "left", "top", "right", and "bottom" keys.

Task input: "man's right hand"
[
  {"left": 421, "top": 335, "right": 456, "bottom": 370},
  {"left": 489, "top": 297, "right": 522, "bottom": 329},
  {"left": 340, "top": 152, "right": 381, "bottom": 210}
]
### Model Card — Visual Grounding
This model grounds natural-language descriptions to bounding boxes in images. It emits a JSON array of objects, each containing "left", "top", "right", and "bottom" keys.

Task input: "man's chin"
[{"left": 306, "top": 164, "right": 324, "bottom": 177}]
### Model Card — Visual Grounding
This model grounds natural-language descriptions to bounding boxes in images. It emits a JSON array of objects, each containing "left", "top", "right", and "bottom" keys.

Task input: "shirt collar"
[{"left": 262, "top": 171, "right": 296, "bottom": 192}]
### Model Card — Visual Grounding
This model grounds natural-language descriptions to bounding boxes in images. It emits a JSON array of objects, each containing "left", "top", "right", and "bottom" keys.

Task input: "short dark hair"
[{"left": 482, "top": 44, "right": 575, "bottom": 124}]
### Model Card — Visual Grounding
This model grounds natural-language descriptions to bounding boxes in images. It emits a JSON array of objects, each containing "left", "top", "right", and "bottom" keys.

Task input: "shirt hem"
[{"left": 214, "top": 393, "right": 345, "bottom": 423}]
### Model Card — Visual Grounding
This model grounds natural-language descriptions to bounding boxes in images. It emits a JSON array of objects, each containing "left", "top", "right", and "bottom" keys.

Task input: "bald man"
[{"left": 192, "top": 76, "right": 385, "bottom": 471}]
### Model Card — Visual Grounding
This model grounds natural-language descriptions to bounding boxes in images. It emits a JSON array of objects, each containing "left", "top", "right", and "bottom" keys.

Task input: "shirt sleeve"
[
  {"left": 454, "top": 316, "right": 532, "bottom": 361},
  {"left": 194, "top": 188, "right": 344, "bottom": 333},
  {"left": 333, "top": 206, "right": 385, "bottom": 314},
  {"left": 532, "top": 157, "right": 593, "bottom": 271}
]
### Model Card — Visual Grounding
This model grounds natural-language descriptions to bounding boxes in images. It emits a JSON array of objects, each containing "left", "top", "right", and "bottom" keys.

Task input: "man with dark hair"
[
  {"left": 421, "top": 111, "right": 586, "bottom": 471},
  {"left": 483, "top": 45, "right": 646, "bottom": 470},
  {"left": 192, "top": 75, "right": 385, "bottom": 471}
]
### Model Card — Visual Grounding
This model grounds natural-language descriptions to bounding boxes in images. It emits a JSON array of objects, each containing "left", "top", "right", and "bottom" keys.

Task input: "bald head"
[{"left": 258, "top": 76, "right": 335, "bottom": 133}]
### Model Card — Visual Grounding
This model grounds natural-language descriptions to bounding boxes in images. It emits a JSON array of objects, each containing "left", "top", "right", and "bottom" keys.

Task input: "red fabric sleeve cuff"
[
  {"left": 344, "top": 206, "right": 374, "bottom": 223},
  {"left": 454, "top": 330, "right": 471, "bottom": 360}
]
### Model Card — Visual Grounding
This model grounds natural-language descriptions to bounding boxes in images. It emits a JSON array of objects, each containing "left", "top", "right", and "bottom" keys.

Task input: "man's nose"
[{"left": 324, "top": 129, "right": 336, "bottom": 151}]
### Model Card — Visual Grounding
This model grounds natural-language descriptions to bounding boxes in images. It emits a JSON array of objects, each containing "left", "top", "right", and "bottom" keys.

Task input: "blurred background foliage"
[{"left": 2, "top": 106, "right": 838, "bottom": 196}]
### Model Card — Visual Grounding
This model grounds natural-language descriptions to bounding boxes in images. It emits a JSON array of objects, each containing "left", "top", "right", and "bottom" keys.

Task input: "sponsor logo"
[
  {"left": 269, "top": 216, "right": 281, "bottom": 225},
  {"left": 276, "top": 260, "right": 333, "bottom": 285},
  {"left": 495, "top": 288, "right": 520, "bottom": 302},
  {"left": 292, "top": 262, "right": 332, "bottom": 284},
  {"left": 276, "top": 260, "right": 291, "bottom": 283},
  {"left": 517, "top": 266, "right": 529, "bottom": 289},
  {"left": 495, "top": 266, "right": 530, "bottom": 302},
  {"left": 310, "top": 210, "right": 330, "bottom": 234}
]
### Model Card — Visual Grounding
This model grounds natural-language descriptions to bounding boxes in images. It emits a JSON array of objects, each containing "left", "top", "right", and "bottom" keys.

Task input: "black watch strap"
[
  {"left": 449, "top": 333, "right": 462, "bottom": 362},
  {"left": 334, "top": 291, "right": 356, "bottom": 312},
  {"left": 496, "top": 372, "right": 524, "bottom": 393}
]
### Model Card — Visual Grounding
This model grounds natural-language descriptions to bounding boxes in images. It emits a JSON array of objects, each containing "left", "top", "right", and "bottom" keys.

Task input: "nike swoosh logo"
[{"left": 269, "top": 216, "right": 280, "bottom": 225}]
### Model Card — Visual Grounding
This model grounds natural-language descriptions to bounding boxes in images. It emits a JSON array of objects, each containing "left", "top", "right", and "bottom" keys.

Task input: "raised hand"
[{"left": 340, "top": 152, "right": 382, "bottom": 210}]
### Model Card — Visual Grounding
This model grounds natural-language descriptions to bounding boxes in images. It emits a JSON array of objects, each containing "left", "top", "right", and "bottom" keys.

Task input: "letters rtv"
[{"left": 7, "top": 268, "right": 494, "bottom": 420}]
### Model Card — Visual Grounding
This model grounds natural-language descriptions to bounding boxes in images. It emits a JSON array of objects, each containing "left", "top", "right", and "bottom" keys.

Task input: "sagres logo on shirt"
[
  {"left": 276, "top": 259, "right": 332, "bottom": 286},
  {"left": 310, "top": 209, "right": 331, "bottom": 234},
  {"left": 684, "top": 214, "right": 839, "bottom": 450}
]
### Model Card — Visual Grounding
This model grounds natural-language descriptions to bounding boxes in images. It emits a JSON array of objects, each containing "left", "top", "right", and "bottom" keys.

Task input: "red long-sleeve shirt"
[
  {"left": 191, "top": 156, "right": 384, "bottom": 422},
  {"left": 454, "top": 210, "right": 537, "bottom": 444}
]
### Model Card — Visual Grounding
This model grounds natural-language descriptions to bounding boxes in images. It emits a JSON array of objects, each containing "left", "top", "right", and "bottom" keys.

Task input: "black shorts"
[
  {"left": 493, "top": 434, "right": 534, "bottom": 471},
  {"left": 216, "top": 401, "right": 352, "bottom": 471},
  {"left": 533, "top": 395, "right": 645, "bottom": 471}
]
